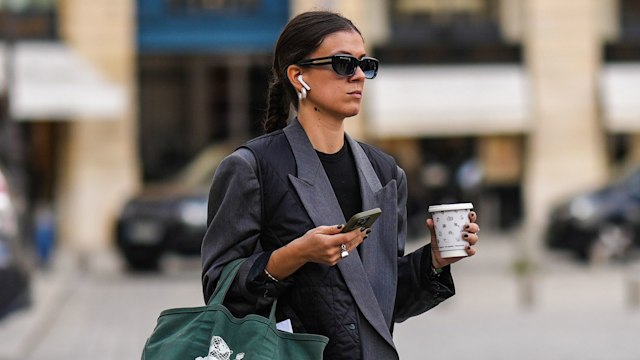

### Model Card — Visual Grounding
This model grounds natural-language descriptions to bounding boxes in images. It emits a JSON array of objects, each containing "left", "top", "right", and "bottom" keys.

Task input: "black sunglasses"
[{"left": 297, "top": 54, "right": 379, "bottom": 79}]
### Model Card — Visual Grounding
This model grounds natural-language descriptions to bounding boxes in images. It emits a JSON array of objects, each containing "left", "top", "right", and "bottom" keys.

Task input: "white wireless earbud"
[{"left": 297, "top": 75, "right": 311, "bottom": 91}]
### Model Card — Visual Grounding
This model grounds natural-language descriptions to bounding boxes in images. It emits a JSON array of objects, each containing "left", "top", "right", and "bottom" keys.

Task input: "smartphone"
[{"left": 341, "top": 208, "right": 382, "bottom": 233}]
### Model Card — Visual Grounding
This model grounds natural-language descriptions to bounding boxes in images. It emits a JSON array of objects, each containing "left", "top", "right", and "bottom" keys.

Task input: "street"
[{"left": 1, "top": 234, "right": 640, "bottom": 360}]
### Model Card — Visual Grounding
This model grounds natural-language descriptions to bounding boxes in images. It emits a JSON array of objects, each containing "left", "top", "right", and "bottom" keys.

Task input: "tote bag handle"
[
  {"left": 209, "top": 258, "right": 245, "bottom": 306},
  {"left": 209, "top": 258, "right": 281, "bottom": 323}
]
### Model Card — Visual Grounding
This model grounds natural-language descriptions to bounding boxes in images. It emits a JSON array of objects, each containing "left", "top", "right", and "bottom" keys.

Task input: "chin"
[{"left": 342, "top": 107, "right": 361, "bottom": 118}]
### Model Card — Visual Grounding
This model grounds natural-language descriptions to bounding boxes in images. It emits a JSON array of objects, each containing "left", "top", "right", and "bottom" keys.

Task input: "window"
[
  {"left": 390, "top": 0, "right": 501, "bottom": 44},
  {"left": 0, "top": 0, "right": 57, "bottom": 39},
  {"left": 138, "top": 55, "right": 269, "bottom": 181},
  {"left": 375, "top": 0, "right": 521, "bottom": 64},
  {"left": 605, "top": 0, "right": 640, "bottom": 61},
  {"left": 620, "top": 0, "right": 640, "bottom": 41},
  {"left": 168, "top": 0, "right": 261, "bottom": 14}
]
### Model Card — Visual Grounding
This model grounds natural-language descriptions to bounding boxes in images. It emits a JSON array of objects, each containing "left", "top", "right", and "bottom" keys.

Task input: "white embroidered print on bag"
[{"left": 195, "top": 336, "right": 244, "bottom": 360}]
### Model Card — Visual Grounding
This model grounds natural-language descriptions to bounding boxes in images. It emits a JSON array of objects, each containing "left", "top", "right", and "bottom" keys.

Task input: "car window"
[{"left": 172, "top": 143, "right": 236, "bottom": 189}]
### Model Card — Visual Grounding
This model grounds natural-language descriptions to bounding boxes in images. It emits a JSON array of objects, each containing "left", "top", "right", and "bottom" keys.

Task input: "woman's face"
[{"left": 298, "top": 30, "right": 367, "bottom": 120}]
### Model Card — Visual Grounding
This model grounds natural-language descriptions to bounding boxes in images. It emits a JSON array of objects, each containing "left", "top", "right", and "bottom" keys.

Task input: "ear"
[{"left": 286, "top": 64, "right": 303, "bottom": 92}]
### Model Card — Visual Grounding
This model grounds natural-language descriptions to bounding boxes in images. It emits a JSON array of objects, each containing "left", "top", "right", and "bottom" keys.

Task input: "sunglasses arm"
[{"left": 297, "top": 58, "right": 333, "bottom": 66}]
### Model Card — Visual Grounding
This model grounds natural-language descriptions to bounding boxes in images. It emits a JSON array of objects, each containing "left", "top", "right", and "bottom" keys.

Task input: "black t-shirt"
[{"left": 316, "top": 140, "right": 362, "bottom": 221}]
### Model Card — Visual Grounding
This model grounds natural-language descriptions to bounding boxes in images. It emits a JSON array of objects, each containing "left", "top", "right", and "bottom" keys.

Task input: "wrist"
[
  {"left": 429, "top": 250, "right": 445, "bottom": 279},
  {"left": 267, "top": 240, "right": 307, "bottom": 279},
  {"left": 431, "top": 253, "right": 444, "bottom": 270},
  {"left": 265, "top": 248, "right": 283, "bottom": 280},
  {"left": 263, "top": 267, "right": 279, "bottom": 282},
  {"left": 288, "top": 235, "right": 310, "bottom": 263},
  {"left": 430, "top": 254, "right": 444, "bottom": 278}
]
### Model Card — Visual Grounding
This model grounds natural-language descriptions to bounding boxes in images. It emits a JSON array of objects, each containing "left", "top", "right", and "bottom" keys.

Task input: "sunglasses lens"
[
  {"left": 360, "top": 58, "right": 378, "bottom": 79},
  {"left": 332, "top": 56, "right": 358, "bottom": 77},
  {"left": 328, "top": 56, "right": 379, "bottom": 78}
]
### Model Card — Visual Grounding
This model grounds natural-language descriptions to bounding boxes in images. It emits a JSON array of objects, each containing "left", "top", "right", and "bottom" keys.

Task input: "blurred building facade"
[
  {"left": 136, "top": 0, "right": 288, "bottom": 180},
  {"left": 2, "top": 0, "right": 640, "bottom": 253},
  {"left": 0, "top": 0, "right": 138, "bottom": 256},
  {"left": 290, "top": 0, "right": 640, "bottom": 240},
  {"left": 322, "top": 0, "right": 640, "bottom": 239}
]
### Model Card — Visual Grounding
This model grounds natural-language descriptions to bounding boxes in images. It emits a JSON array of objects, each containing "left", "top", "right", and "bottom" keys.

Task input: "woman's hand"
[
  {"left": 295, "top": 224, "right": 369, "bottom": 266},
  {"left": 427, "top": 211, "right": 480, "bottom": 269},
  {"left": 266, "top": 224, "right": 369, "bottom": 280}
]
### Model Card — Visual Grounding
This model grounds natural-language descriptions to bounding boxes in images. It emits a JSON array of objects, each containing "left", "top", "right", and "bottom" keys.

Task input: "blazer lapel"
[
  {"left": 283, "top": 119, "right": 345, "bottom": 226},
  {"left": 347, "top": 135, "right": 398, "bottom": 329},
  {"left": 284, "top": 119, "right": 396, "bottom": 349}
]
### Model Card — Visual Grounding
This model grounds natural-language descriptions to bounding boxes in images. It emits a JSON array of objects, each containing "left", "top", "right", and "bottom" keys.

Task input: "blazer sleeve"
[
  {"left": 393, "top": 166, "right": 456, "bottom": 323},
  {"left": 201, "top": 148, "right": 292, "bottom": 314}
]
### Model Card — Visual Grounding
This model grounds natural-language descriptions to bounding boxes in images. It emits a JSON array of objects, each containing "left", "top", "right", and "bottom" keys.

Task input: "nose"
[{"left": 350, "top": 65, "right": 366, "bottom": 81}]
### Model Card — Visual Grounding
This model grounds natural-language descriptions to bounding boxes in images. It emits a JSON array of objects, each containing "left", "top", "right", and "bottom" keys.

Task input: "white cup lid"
[{"left": 428, "top": 203, "right": 474, "bottom": 212}]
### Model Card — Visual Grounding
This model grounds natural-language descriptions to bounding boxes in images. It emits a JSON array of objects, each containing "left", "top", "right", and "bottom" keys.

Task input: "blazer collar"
[{"left": 283, "top": 117, "right": 382, "bottom": 195}]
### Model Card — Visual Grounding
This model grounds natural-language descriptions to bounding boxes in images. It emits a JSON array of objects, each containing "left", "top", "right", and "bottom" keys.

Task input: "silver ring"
[{"left": 340, "top": 244, "right": 349, "bottom": 258}]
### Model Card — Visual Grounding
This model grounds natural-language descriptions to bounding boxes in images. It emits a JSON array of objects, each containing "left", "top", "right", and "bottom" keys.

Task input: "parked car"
[
  {"left": 0, "top": 165, "right": 31, "bottom": 320},
  {"left": 116, "top": 143, "right": 235, "bottom": 270},
  {"left": 545, "top": 167, "right": 640, "bottom": 262}
]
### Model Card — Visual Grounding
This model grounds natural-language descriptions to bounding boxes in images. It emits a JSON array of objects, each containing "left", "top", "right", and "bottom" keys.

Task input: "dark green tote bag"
[{"left": 141, "top": 259, "right": 328, "bottom": 360}]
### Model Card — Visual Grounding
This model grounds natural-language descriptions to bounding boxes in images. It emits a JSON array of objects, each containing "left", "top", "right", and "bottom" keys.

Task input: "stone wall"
[{"left": 56, "top": 0, "right": 140, "bottom": 252}]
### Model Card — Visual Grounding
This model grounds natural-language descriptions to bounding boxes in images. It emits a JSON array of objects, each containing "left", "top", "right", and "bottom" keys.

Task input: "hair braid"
[{"left": 263, "top": 74, "right": 291, "bottom": 133}]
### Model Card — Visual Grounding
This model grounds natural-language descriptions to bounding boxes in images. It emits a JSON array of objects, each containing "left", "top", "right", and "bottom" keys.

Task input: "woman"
[{"left": 201, "top": 11, "right": 480, "bottom": 359}]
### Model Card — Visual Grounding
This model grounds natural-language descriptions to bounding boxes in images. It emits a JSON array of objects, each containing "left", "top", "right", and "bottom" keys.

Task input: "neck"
[{"left": 297, "top": 105, "right": 345, "bottom": 154}]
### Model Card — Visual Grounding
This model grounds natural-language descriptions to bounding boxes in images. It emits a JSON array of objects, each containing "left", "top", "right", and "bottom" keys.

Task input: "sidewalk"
[
  {"left": 399, "top": 233, "right": 640, "bottom": 359},
  {"left": 0, "top": 251, "right": 77, "bottom": 360},
  {"left": 1, "top": 232, "right": 639, "bottom": 359},
  {"left": 0, "top": 249, "right": 204, "bottom": 360}
]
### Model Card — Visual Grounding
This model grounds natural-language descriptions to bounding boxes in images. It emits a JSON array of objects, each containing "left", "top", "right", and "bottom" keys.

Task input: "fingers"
[
  {"left": 317, "top": 225, "right": 370, "bottom": 260},
  {"left": 333, "top": 227, "right": 369, "bottom": 252},
  {"left": 464, "top": 211, "right": 480, "bottom": 248},
  {"left": 465, "top": 246, "right": 477, "bottom": 256},
  {"left": 463, "top": 214, "right": 479, "bottom": 255},
  {"left": 344, "top": 228, "right": 370, "bottom": 252},
  {"left": 325, "top": 228, "right": 367, "bottom": 265},
  {"left": 463, "top": 223, "right": 480, "bottom": 233},
  {"left": 426, "top": 218, "right": 434, "bottom": 230},
  {"left": 426, "top": 218, "right": 436, "bottom": 236},
  {"left": 313, "top": 224, "right": 348, "bottom": 235},
  {"left": 462, "top": 229, "right": 478, "bottom": 244}
]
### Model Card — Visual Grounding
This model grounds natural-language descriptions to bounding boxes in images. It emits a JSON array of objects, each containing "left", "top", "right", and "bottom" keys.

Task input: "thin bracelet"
[{"left": 264, "top": 268, "right": 279, "bottom": 282}]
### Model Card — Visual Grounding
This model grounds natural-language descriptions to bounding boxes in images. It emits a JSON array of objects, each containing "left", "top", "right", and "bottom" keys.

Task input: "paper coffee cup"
[{"left": 428, "top": 203, "right": 474, "bottom": 258}]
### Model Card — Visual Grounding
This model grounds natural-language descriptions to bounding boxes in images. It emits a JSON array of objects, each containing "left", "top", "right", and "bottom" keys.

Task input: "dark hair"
[{"left": 262, "top": 11, "right": 361, "bottom": 133}]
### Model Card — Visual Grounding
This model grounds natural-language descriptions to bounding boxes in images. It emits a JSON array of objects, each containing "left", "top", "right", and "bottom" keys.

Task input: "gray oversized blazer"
[{"left": 202, "top": 118, "right": 454, "bottom": 359}]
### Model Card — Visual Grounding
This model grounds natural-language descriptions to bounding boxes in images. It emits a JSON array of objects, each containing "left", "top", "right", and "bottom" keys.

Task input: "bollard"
[
  {"left": 628, "top": 276, "right": 640, "bottom": 309},
  {"left": 513, "top": 257, "right": 536, "bottom": 309}
]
